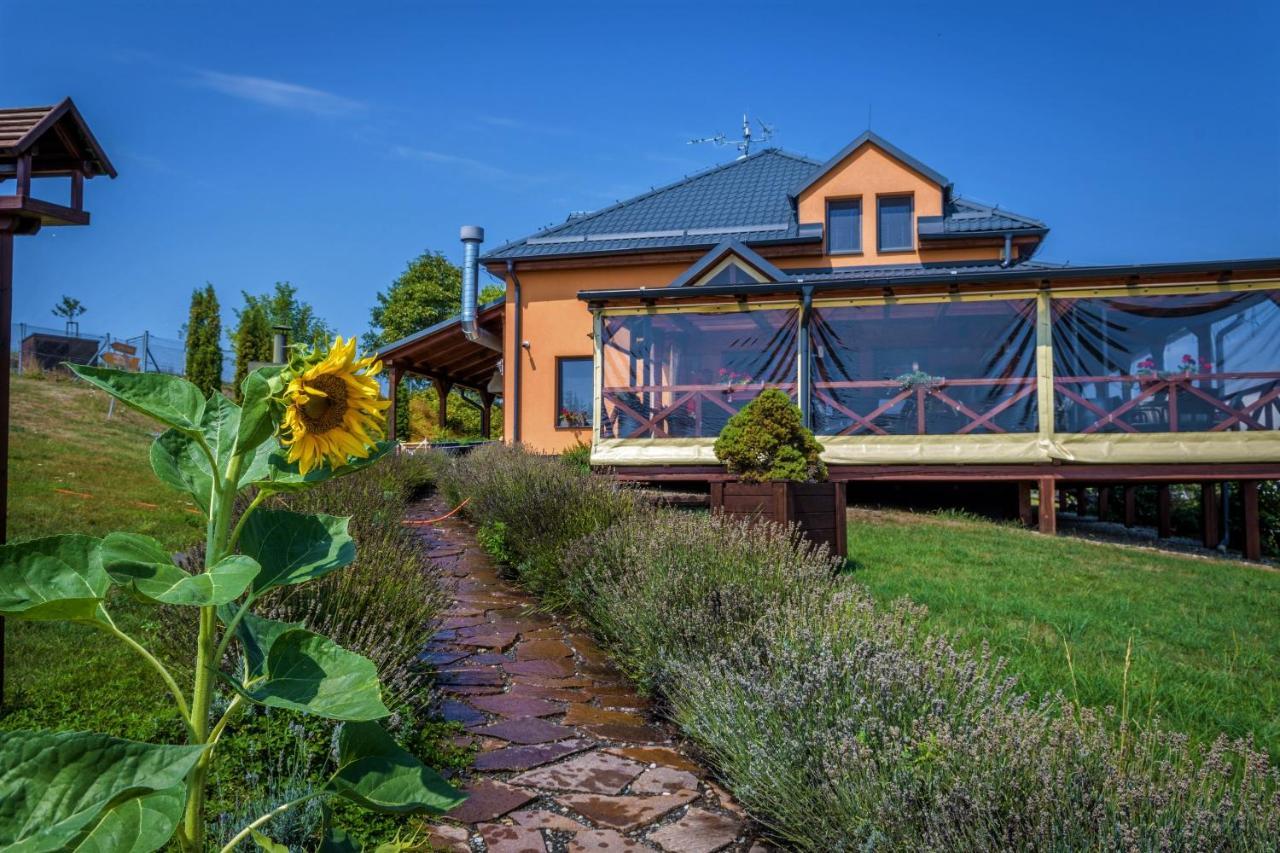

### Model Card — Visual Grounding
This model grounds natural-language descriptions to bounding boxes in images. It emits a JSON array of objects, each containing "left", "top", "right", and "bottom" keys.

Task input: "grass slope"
[
  {"left": 3, "top": 373, "right": 202, "bottom": 740},
  {"left": 849, "top": 508, "right": 1280, "bottom": 756}
]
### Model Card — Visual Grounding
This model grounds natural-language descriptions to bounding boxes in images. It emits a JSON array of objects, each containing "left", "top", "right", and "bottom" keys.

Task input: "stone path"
[{"left": 405, "top": 496, "right": 766, "bottom": 853}]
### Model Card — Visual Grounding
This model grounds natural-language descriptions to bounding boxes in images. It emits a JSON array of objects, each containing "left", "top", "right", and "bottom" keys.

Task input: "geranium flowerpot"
[{"left": 710, "top": 480, "right": 847, "bottom": 559}]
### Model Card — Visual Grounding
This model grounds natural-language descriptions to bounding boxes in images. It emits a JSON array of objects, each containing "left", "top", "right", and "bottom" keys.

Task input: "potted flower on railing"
[
  {"left": 1135, "top": 357, "right": 1160, "bottom": 387},
  {"left": 717, "top": 368, "right": 755, "bottom": 402},
  {"left": 894, "top": 366, "right": 945, "bottom": 392},
  {"left": 1176, "top": 354, "right": 1214, "bottom": 379},
  {"left": 710, "top": 387, "right": 846, "bottom": 557}
]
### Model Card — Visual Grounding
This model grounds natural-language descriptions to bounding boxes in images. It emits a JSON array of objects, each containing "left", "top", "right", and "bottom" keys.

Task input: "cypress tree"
[
  {"left": 232, "top": 300, "right": 273, "bottom": 400},
  {"left": 184, "top": 283, "right": 224, "bottom": 398}
]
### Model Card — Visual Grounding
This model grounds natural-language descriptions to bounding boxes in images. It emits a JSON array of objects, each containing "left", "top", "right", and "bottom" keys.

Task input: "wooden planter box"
[{"left": 710, "top": 481, "right": 847, "bottom": 558}]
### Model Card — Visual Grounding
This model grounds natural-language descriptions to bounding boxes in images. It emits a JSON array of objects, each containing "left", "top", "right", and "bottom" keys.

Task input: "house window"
[
  {"left": 877, "top": 195, "right": 914, "bottom": 251},
  {"left": 826, "top": 199, "right": 861, "bottom": 254},
  {"left": 556, "top": 356, "right": 593, "bottom": 428},
  {"left": 704, "top": 262, "right": 757, "bottom": 286}
]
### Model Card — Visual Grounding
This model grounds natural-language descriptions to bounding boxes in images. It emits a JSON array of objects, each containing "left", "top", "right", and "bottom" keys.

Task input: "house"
[{"left": 377, "top": 132, "right": 1280, "bottom": 556}]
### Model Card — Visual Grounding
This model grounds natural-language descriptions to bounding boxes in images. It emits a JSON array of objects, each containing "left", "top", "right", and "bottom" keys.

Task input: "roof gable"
[
  {"left": 0, "top": 98, "right": 116, "bottom": 178},
  {"left": 788, "top": 131, "right": 948, "bottom": 200},
  {"left": 668, "top": 239, "right": 791, "bottom": 288}
]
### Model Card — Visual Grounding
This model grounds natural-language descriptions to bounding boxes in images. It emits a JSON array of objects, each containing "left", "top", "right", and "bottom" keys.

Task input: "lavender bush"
[{"left": 435, "top": 445, "right": 1280, "bottom": 850}]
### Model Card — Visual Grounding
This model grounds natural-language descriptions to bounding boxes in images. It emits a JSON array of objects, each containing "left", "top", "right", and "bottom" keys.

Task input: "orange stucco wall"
[{"left": 501, "top": 262, "right": 689, "bottom": 452}]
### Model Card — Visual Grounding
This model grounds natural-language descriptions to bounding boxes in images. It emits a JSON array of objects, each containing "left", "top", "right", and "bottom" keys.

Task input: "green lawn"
[
  {"left": 2, "top": 373, "right": 201, "bottom": 739},
  {"left": 849, "top": 508, "right": 1280, "bottom": 757}
]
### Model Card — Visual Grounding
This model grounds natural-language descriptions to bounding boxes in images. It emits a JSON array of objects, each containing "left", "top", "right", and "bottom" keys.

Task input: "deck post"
[
  {"left": 1123, "top": 486, "right": 1137, "bottom": 527},
  {"left": 1038, "top": 476, "right": 1057, "bottom": 535},
  {"left": 1018, "top": 481, "right": 1034, "bottom": 528},
  {"left": 1156, "top": 484, "right": 1172, "bottom": 539},
  {"left": 1242, "top": 480, "right": 1261, "bottom": 560},
  {"left": 1201, "top": 482, "right": 1220, "bottom": 548},
  {"left": 1098, "top": 486, "right": 1111, "bottom": 521},
  {"left": 480, "top": 390, "right": 494, "bottom": 439},
  {"left": 386, "top": 364, "right": 401, "bottom": 443},
  {"left": 435, "top": 378, "right": 452, "bottom": 431}
]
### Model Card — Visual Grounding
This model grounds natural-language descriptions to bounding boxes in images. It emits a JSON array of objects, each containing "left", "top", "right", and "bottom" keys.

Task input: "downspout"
[
  {"left": 507, "top": 259, "right": 523, "bottom": 444},
  {"left": 460, "top": 225, "right": 502, "bottom": 352},
  {"left": 1001, "top": 232, "right": 1013, "bottom": 267}
]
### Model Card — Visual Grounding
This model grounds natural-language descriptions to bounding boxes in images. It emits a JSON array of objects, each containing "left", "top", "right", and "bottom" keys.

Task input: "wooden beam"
[
  {"left": 1157, "top": 484, "right": 1172, "bottom": 539},
  {"left": 1018, "top": 481, "right": 1034, "bottom": 528},
  {"left": 15, "top": 154, "right": 30, "bottom": 197},
  {"left": 70, "top": 170, "right": 83, "bottom": 211},
  {"left": 1124, "top": 486, "right": 1137, "bottom": 527},
  {"left": 1098, "top": 487, "right": 1111, "bottom": 521},
  {"left": 435, "top": 378, "right": 452, "bottom": 429},
  {"left": 480, "top": 390, "right": 494, "bottom": 439},
  {"left": 386, "top": 364, "right": 402, "bottom": 443},
  {"left": 1201, "top": 482, "right": 1220, "bottom": 549},
  {"left": 1242, "top": 480, "right": 1261, "bottom": 560},
  {"left": 1038, "top": 477, "right": 1057, "bottom": 535}
]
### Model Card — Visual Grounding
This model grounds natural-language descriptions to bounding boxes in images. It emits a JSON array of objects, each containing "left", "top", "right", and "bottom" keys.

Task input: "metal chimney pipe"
[
  {"left": 272, "top": 325, "right": 290, "bottom": 364},
  {"left": 460, "top": 225, "right": 502, "bottom": 352}
]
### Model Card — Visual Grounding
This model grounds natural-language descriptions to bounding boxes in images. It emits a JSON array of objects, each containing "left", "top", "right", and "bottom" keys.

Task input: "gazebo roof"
[
  {"left": 377, "top": 299, "right": 505, "bottom": 393},
  {"left": 0, "top": 98, "right": 117, "bottom": 178}
]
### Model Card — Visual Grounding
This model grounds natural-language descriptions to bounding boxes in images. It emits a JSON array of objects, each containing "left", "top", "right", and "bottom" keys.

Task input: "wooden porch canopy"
[{"left": 376, "top": 299, "right": 504, "bottom": 440}]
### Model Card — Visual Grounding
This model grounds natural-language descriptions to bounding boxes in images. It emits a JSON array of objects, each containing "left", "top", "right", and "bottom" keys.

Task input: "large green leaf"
[
  {"left": 0, "top": 730, "right": 203, "bottom": 852},
  {"left": 68, "top": 365, "right": 205, "bottom": 434},
  {"left": 226, "top": 624, "right": 389, "bottom": 720},
  {"left": 241, "top": 509, "right": 356, "bottom": 594},
  {"left": 102, "top": 532, "right": 258, "bottom": 606},
  {"left": 0, "top": 535, "right": 108, "bottom": 622},
  {"left": 219, "top": 609, "right": 301, "bottom": 679},
  {"left": 251, "top": 831, "right": 290, "bottom": 853},
  {"left": 250, "top": 441, "right": 395, "bottom": 494},
  {"left": 70, "top": 787, "right": 185, "bottom": 853},
  {"left": 149, "top": 395, "right": 244, "bottom": 514},
  {"left": 325, "top": 722, "right": 465, "bottom": 814},
  {"left": 236, "top": 366, "right": 285, "bottom": 458}
]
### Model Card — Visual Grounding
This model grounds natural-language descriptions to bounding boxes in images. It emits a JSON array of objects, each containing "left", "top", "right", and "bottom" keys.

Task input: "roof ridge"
[{"left": 482, "top": 149, "right": 817, "bottom": 257}]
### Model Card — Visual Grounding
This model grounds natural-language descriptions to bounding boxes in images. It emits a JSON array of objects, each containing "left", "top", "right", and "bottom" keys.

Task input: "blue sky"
[{"left": 4, "top": 0, "right": 1277, "bottom": 342}]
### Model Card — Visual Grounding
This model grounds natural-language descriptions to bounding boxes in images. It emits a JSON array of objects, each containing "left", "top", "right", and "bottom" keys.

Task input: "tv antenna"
[{"left": 689, "top": 114, "right": 775, "bottom": 160}]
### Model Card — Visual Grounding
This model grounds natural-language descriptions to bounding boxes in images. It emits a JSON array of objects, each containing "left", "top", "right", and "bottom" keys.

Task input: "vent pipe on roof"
[
  {"left": 1001, "top": 232, "right": 1013, "bottom": 267},
  {"left": 460, "top": 225, "right": 502, "bottom": 352}
]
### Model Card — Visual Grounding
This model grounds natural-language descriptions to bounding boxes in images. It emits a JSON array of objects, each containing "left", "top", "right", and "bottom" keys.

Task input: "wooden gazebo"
[{"left": 0, "top": 97, "right": 116, "bottom": 701}]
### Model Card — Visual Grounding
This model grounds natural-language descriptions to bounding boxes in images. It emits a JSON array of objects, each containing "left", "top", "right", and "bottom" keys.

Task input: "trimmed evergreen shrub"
[{"left": 713, "top": 388, "right": 826, "bottom": 482}]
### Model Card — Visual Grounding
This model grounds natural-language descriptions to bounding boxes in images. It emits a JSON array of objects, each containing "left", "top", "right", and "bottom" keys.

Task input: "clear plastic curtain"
[
  {"left": 1052, "top": 291, "right": 1280, "bottom": 433},
  {"left": 809, "top": 300, "right": 1038, "bottom": 435},
  {"left": 600, "top": 309, "right": 798, "bottom": 438}
]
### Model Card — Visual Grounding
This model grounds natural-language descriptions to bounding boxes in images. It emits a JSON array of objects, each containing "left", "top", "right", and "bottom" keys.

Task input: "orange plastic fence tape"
[
  {"left": 54, "top": 488, "right": 93, "bottom": 499},
  {"left": 401, "top": 498, "right": 470, "bottom": 526}
]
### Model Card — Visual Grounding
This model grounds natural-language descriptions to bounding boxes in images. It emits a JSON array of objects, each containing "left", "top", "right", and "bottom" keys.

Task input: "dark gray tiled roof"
[
  {"left": 785, "top": 258, "right": 1064, "bottom": 283},
  {"left": 483, "top": 149, "right": 822, "bottom": 260},
  {"left": 484, "top": 141, "right": 1046, "bottom": 262}
]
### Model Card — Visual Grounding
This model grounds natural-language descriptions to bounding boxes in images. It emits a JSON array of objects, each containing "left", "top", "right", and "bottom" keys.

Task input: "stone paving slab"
[{"left": 408, "top": 495, "right": 760, "bottom": 851}]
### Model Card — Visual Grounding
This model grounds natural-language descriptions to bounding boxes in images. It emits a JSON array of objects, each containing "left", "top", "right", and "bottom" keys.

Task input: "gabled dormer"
[
  {"left": 790, "top": 131, "right": 1045, "bottom": 267},
  {"left": 667, "top": 239, "right": 790, "bottom": 288}
]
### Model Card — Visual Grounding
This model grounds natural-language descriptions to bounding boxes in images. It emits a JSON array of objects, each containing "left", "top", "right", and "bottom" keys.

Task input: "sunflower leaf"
[
  {"left": 221, "top": 625, "right": 389, "bottom": 720},
  {"left": 149, "top": 429, "right": 214, "bottom": 514},
  {"left": 0, "top": 534, "right": 109, "bottom": 622},
  {"left": 101, "top": 532, "right": 259, "bottom": 606},
  {"left": 236, "top": 366, "right": 286, "bottom": 458},
  {"left": 217, "top": 609, "right": 301, "bottom": 679},
  {"left": 67, "top": 365, "right": 205, "bottom": 434},
  {"left": 251, "top": 441, "right": 395, "bottom": 494},
  {"left": 69, "top": 787, "right": 185, "bottom": 853},
  {"left": 0, "top": 730, "right": 203, "bottom": 851},
  {"left": 251, "top": 831, "right": 290, "bottom": 853},
  {"left": 325, "top": 721, "right": 465, "bottom": 814},
  {"left": 240, "top": 509, "right": 355, "bottom": 594}
]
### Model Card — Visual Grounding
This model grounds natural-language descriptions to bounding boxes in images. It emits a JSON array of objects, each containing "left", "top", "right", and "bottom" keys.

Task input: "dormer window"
[
  {"left": 878, "top": 195, "right": 914, "bottom": 251},
  {"left": 826, "top": 198, "right": 861, "bottom": 254}
]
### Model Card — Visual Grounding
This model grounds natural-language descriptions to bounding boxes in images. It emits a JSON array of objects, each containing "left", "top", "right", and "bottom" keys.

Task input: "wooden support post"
[
  {"left": 1124, "top": 486, "right": 1137, "bottom": 528},
  {"left": 0, "top": 224, "right": 14, "bottom": 705},
  {"left": 70, "top": 169, "right": 84, "bottom": 211},
  {"left": 1242, "top": 480, "right": 1261, "bottom": 561},
  {"left": 1038, "top": 476, "right": 1057, "bottom": 535},
  {"left": 480, "top": 390, "right": 494, "bottom": 439},
  {"left": 1201, "top": 483, "right": 1220, "bottom": 549},
  {"left": 1157, "top": 484, "right": 1172, "bottom": 539},
  {"left": 435, "top": 379, "right": 452, "bottom": 430},
  {"left": 386, "top": 365, "right": 401, "bottom": 443},
  {"left": 1098, "top": 487, "right": 1111, "bottom": 521},
  {"left": 1018, "top": 481, "right": 1034, "bottom": 528},
  {"left": 1074, "top": 488, "right": 1086, "bottom": 516}
]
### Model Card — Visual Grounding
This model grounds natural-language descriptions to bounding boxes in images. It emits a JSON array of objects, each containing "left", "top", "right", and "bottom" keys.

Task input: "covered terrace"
[{"left": 376, "top": 299, "right": 504, "bottom": 441}]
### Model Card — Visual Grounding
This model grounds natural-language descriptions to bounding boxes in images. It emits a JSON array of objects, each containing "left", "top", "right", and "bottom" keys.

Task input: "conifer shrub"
[{"left": 713, "top": 388, "right": 826, "bottom": 482}]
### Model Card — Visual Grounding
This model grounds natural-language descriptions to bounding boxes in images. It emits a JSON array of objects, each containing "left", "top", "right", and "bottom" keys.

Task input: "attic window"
[
  {"left": 878, "top": 195, "right": 914, "bottom": 251},
  {"left": 826, "top": 199, "right": 861, "bottom": 254},
  {"left": 704, "top": 262, "right": 758, "bottom": 286}
]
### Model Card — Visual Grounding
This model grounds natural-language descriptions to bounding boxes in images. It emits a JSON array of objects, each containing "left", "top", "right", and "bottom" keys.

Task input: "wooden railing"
[
  {"left": 602, "top": 383, "right": 797, "bottom": 438},
  {"left": 1054, "top": 371, "right": 1280, "bottom": 433},
  {"left": 812, "top": 377, "right": 1037, "bottom": 436}
]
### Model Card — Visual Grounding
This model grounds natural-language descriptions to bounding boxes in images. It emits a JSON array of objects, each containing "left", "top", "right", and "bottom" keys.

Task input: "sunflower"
[{"left": 280, "top": 336, "right": 391, "bottom": 475}]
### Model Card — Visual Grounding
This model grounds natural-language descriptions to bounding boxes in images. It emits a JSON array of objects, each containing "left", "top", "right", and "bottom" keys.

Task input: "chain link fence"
[{"left": 11, "top": 322, "right": 234, "bottom": 382}]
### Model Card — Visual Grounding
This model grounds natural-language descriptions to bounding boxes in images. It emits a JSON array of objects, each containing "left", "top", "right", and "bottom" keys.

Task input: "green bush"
[
  {"left": 713, "top": 388, "right": 826, "bottom": 482},
  {"left": 559, "top": 439, "right": 592, "bottom": 473}
]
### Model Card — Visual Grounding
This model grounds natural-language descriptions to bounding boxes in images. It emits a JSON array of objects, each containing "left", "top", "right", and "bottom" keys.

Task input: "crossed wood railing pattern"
[
  {"left": 812, "top": 377, "right": 1037, "bottom": 436},
  {"left": 602, "top": 383, "right": 797, "bottom": 438},
  {"left": 1054, "top": 371, "right": 1280, "bottom": 433}
]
